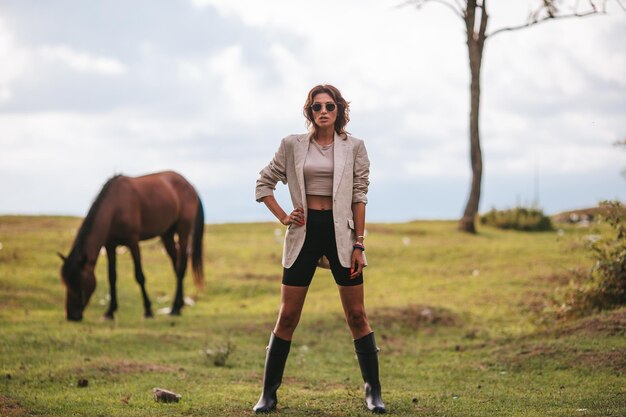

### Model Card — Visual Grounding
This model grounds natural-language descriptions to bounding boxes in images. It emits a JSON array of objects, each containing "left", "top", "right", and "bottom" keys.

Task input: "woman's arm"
[
  {"left": 255, "top": 138, "right": 305, "bottom": 227},
  {"left": 262, "top": 195, "right": 304, "bottom": 227},
  {"left": 352, "top": 202, "right": 366, "bottom": 245},
  {"left": 255, "top": 139, "right": 287, "bottom": 202},
  {"left": 350, "top": 202, "right": 366, "bottom": 278}
]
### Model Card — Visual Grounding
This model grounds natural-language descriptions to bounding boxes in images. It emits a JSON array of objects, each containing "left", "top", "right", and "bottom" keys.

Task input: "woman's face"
[{"left": 311, "top": 93, "right": 337, "bottom": 130}]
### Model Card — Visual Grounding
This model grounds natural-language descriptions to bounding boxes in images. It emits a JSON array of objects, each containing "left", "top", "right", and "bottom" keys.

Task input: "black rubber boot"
[
  {"left": 253, "top": 333, "right": 291, "bottom": 413},
  {"left": 354, "top": 332, "right": 386, "bottom": 414}
]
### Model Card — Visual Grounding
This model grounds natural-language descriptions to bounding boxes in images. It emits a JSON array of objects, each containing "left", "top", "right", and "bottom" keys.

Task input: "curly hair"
[{"left": 303, "top": 84, "right": 350, "bottom": 138}]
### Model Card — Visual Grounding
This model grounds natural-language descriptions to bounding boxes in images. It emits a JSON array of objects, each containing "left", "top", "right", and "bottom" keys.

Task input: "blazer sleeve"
[
  {"left": 255, "top": 138, "right": 288, "bottom": 202},
  {"left": 352, "top": 140, "right": 370, "bottom": 204}
]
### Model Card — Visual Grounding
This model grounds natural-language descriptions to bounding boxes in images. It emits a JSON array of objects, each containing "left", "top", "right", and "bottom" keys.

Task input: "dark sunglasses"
[{"left": 311, "top": 102, "right": 336, "bottom": 112}]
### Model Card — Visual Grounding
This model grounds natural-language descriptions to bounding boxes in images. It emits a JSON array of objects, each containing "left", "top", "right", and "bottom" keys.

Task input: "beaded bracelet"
[{"left": 353, "top": 243, "right": 365, "bottom": 251}]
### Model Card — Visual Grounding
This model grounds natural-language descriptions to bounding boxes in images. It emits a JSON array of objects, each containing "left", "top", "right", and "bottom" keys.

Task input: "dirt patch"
[
  {"left": 372, "top": 304, "right": 461, "bottom": 330},
  {"left": 0, "top": 396, "right": 28, "bottom": 417},
  {"left": 575, "top": 349, "right": 626, "bottom": 371},
  {"left": 555, "top": 308, "right": 626, "bottom": 337},
  {"left": 504, "top": 344, "right": 626, "bottom": 372}
]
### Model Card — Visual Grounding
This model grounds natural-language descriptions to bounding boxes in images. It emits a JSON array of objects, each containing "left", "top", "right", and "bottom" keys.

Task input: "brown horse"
[{"left": 59, "top": 171, "right": 204, "bottom": 321}]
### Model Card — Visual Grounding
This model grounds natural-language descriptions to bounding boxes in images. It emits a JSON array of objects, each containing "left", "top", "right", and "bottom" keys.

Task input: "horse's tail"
[{"left": 191, "top": 197, "right": 205, "bottom": 290}]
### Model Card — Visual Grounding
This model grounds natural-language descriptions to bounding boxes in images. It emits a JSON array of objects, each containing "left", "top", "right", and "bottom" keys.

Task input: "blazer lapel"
[
  {"left": 294, "top": 133, "right": 311, "bottom": 208},
  {"left": 333, "top": 132, "right": 350, "bottom": 198}
]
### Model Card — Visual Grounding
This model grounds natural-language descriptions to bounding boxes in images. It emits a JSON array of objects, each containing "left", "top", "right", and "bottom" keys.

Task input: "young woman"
[{"left": 253, "top": 84, "right": 385, "bottom": 414}]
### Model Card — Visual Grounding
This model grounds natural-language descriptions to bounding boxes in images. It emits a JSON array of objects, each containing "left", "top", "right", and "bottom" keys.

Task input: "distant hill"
[{"left": 552, "top": 204, "right": 624, "bottom": 223}]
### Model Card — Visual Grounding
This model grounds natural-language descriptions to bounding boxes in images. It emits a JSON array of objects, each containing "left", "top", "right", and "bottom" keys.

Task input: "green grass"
[{"left": 0, "top": 216, "right": 624, "bottom": 416}]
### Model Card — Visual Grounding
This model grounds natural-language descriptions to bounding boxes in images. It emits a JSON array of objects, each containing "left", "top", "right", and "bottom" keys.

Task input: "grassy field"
[{"left": 0, "top": 216, "right": 624, "bottom": 416}]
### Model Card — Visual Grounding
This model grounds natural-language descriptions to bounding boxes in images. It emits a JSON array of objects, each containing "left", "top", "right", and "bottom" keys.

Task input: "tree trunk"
[{"left": 458, "top": 2, "right": 487, "bottom": 233}]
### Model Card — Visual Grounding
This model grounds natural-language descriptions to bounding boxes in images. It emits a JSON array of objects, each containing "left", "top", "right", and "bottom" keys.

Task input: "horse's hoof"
[
  {"left": 145, "top": 311, "right": 154, "bottom": 318},
  {"left": 103, "top": 313, "right": 114, "bottom": 321},
  {"left": 169, "top": 309, "right": 181, "bottom": 316}
]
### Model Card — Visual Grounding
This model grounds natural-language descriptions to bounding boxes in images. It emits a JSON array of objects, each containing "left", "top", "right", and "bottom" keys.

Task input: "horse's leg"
[
  {"left": 128, "top": 240, "right": 153, "bottom": 318},
  {"left": 170, "top": 228, "right": 189, "bottom": 316},
  {"left": 161, "top": 229, "right": 178, "bottom": 274},
  {"left": 104, "top": 244, "right": 118, "bottom": 320}
]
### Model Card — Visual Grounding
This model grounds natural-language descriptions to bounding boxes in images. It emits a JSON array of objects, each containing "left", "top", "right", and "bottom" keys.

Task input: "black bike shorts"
[{"left": 282, "top": 209, "right": 364, "bottom": 287}]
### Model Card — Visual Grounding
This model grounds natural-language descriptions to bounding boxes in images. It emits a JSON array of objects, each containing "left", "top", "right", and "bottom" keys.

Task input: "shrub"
[
  {"left": 480, "top": 207, "right": 552, "bottom": 231},
  {"left": 552, "top": 201, "right": 626, "bottom": 319}
]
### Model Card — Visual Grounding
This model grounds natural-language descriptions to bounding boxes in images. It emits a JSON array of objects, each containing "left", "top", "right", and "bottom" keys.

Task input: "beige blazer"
[{"left": 256, "top": 131, "right": 370, "bottom": 269}]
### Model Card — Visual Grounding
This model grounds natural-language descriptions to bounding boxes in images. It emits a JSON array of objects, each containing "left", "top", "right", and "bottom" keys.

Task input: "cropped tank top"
[{"left": 303, "top": 139, "right": 334, "bottom": 196}]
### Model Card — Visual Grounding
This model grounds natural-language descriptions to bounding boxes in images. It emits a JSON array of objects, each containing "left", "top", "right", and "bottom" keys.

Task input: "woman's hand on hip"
[
  {"left": 282, "top": 207, "right": 305, "bottom": 227},
  {"left": 350, "top": 249, "right": 365, "bottom": 279}
]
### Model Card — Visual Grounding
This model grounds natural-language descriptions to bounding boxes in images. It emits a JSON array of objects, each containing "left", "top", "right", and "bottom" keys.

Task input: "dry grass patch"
[
  {"left": 0, "top": 396, "right": 28, "bottom": 417},
  {"left": 372, "top": 304, "right": 461, "bottom": 331}
]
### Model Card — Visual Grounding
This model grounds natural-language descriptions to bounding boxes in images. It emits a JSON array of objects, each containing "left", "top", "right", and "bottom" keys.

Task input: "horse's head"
[{"left": 59, "top": 252, "right": 96, "bottom": 321}]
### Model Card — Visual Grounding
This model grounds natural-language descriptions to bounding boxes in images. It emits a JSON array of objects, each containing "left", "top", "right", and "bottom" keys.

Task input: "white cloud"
[
  {"left": 39, "top": 45, "right": 126, "bottom": 75},
  {"left": 0, "top": 17, "right": 30, "bottom": 103}
]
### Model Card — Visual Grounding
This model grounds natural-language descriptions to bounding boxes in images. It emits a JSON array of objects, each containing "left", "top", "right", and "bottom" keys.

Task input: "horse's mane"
[{"left": 63, "top": 175, "right": 122, "bottom": 288}]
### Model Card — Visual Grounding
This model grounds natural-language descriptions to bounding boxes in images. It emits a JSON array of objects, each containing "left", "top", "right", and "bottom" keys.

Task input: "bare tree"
[{"left": 405, "top": 0, "right": 622, "bottom": 233}]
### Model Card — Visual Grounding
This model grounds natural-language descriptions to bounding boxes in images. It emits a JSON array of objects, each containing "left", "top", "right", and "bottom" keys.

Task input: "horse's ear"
[{"left": 57, "top": 252, "right": 67, "bottom": 262}]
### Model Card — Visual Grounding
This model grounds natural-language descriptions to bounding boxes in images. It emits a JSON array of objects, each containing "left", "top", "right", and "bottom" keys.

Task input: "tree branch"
[
  {"left": 487, "top": 8, "right": 605, "bottom": 38},
  {"left": 478, "top": 0, "right": 488, "bottom": 53},
  {"left": 478, "top": 0, "right": 488, "bottom": 39},
  {"left": 401, "top": 0, "right": 465, "bottom": 20}
]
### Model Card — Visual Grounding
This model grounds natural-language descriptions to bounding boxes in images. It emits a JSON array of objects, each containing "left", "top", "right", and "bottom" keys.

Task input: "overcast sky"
[{"left": 0, "top": 0, "right": 624, "bottom": 223}]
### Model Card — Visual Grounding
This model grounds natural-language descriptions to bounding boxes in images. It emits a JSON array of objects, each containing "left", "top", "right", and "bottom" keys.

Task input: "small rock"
[
  {"left": 77, "top": 379, "right": 88, "bottom": 387},
  {"left": 412, "top": 397, "right": 418, "bottom": 403},
  {"left": 157, "top": 307, "right": 171, "bottom": 315},
  {"left": 153, "top": 387, "right": 181, "bottom": 403}
]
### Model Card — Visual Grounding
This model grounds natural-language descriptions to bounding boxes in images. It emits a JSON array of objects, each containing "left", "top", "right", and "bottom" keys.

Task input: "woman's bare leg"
[
  {"left": 338, "top": 284, "right": 372, "bottom": 339},
  {"left": 273, "top": 284, "right": 309, "bottom": 340}
]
